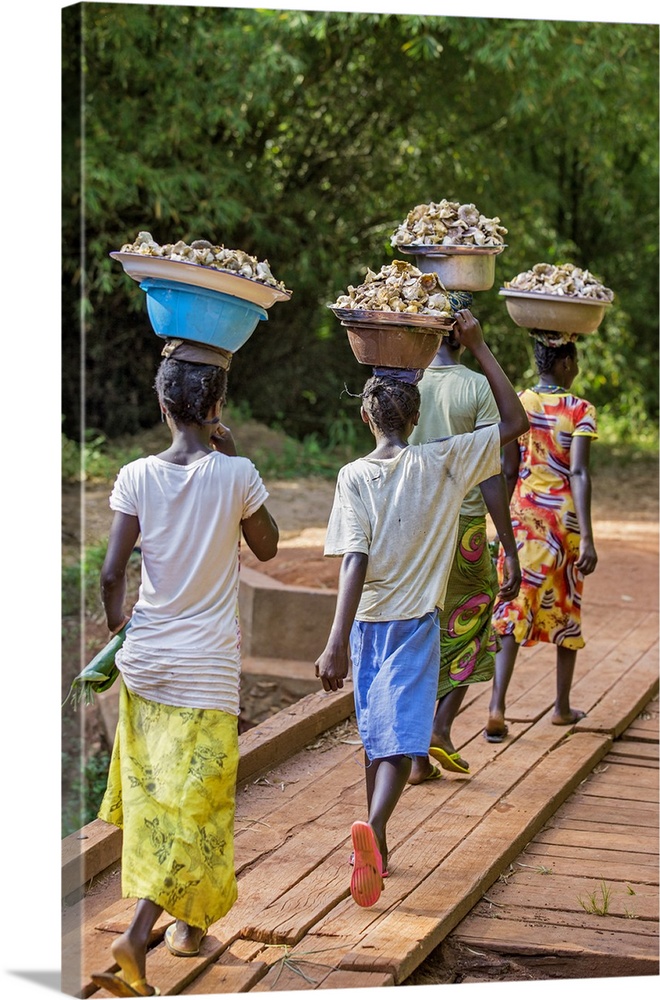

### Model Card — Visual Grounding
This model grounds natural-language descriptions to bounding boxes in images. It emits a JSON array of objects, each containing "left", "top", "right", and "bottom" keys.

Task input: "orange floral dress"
[{"left": 492, "top": 388, "right": 597, "bottom": 649}]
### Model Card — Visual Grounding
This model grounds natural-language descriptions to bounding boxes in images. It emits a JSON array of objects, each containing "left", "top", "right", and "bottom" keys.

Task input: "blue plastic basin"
[{"left": 139, "top": 277, "right": 268, "bottom": 350}]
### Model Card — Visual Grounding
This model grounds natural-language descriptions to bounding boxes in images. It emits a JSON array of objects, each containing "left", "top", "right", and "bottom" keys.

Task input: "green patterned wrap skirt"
[
  {"left": 438, "top": 514, "right": 499, "bottom": 698},
  {"left": 98, "top": 680, "right": 239, "bottom": 930}
]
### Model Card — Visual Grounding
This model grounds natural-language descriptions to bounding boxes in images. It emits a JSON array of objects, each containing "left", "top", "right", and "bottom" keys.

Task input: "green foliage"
[
  {"left": 62, "top": 543, "right": 108, "bottom": 618},
  {"left": 62, "top": 7, "right": 658, "bottom": 445},
  {"left": 62, "top": 748, "right": 111, "bottom": 838},
  {"left": 577, "top": 880, "right": 612, "bottom": 916},
  {"left": 62, "top": 427, "right": 143, "bottom": 484}
]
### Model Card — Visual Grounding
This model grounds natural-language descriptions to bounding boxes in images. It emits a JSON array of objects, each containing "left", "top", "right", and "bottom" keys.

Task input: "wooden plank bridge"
[{"left": 62, "top": 528, "right": 659, "bottom": 995}]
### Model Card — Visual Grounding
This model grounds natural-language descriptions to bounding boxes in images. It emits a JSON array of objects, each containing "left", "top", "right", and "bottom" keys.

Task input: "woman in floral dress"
[{"left": 485, "top": 332, "right": 598, "bottom": 742}]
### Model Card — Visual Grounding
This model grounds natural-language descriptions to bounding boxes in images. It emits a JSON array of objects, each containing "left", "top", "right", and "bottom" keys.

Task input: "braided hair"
[
  {"left": 361, "top": 374, "right": 420, "bottom": 434},
  {"left": 154, "top": 358, "right": 228, "bottom": 426},
  {"left": 531, "top": 332, "right": 577, "bottom": 375}
]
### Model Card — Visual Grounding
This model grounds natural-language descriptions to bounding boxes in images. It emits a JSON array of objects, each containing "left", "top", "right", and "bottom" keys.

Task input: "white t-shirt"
[
  {"left": 324, "top": 424, "right": 501, "bottom": 621},
  {"left": 109, "top": 451, "right": 269, "bottom": 713},
  {"left": 409, "top": 365, "right": 501, "bottom": 518}
]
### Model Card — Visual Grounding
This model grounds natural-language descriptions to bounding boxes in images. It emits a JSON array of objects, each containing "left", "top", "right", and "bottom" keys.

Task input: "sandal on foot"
[
  {"left": 551, "top": 709, "right": 587, "bottom": 726},
  {"left": 164, "top": 923, "right": 205, "bottom": 957},
  {"left": 350, "top": 821, "right": 384, "bottom": 907},
  {"left": 408, "top": 763, "right": 443, "bottom": 784},
  {"left": 429, "top": 746, "right": 470, "bottom": 774},
  {"left": 349, "top": 850, "right": 389, "bottom": 877},
  {"left": 483, "top": 725, "right": 508, "bottom": 743},
  {"left": 91, "top": 972, "right": 160, "bottom": 997}
]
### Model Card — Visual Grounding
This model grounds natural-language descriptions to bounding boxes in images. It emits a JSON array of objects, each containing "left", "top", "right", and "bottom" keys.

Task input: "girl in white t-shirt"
[
  {"left": 92, "top": 351, "right": 278, "bottom": 999},
  {"left": 315, "top": 310, "right": 528, "bottom": 910}
]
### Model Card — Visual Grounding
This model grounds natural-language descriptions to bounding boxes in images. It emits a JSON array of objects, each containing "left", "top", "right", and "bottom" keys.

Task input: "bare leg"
[
  {"left": 485, "top": 634, "right": 519, "bottom": 739},
  {"left": 432, "top": 686, "right": 468, "bottom": 763},
  {"left": 111, "top": 898, "right": 163, "bottom": 994},
  {"left": 364, "top": 753, "right": 411, "bottom": 871},
  {"left": 409, "top": 686, "right": 468, "bottom": 782},
  {"left": 552, "top": 645, "right": 586, "bottom": 724}
]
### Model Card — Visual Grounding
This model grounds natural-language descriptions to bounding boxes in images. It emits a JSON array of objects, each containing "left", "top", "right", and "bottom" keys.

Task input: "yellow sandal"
[{"left": 91, "top": 971, "right": 160, "bottom": 997}]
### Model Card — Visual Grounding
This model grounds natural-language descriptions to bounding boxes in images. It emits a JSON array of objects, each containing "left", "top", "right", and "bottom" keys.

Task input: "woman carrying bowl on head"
[
  {"left": 91, "top": 345, "right": 279, "bottom": 998},
  {"left": 485, "top": 330, "right": 598, "bottom": 743}
]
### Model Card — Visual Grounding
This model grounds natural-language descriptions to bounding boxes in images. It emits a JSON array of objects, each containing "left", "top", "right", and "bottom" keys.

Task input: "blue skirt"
[{"left": 349, "top": 611, "right": 440, "bottom": 761}]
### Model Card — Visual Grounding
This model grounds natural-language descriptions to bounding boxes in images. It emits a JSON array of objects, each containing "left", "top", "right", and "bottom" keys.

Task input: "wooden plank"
[
  {"left": 577, "top": 781, "right": 658, "bottom": 803},
  {"left": 577, "top": 760, "right": 659, "bottom": 790},
  {"left": 568, "top": 615, "right": 656, "bottom": 699},
  {"left": 608, "top": 742, "right": 659, "bottom": 764},
  {"left": 534, "top": 827, "right": 658, "bottom": 858},
  {"left": 480, "top": 873, "right": 659, "bottom": 919},
  {"left": 180, "top": 949, "right": 269, "bottom": 994},
  {"left": 467, "top": 901, "right": 659, "bottom": 937},
  {"left": 317, "top": 969, "right": 395, "bottom": 989},
  {"left": 240, "top": 723, "right": 575, "bottom": 946},
  {"left": 505, "top": 631, "right": 638, "bottom": 724},
  {"left": 548, "top": 797, "right": 658, "bottom": 829},
  {"left": 513, "top": 852, "right": 659, "bottom": 884},
  {"left": 249, "top": 964, "right": 327, "bottom": 991},
  {"left": 207, "top": 792, "right": 369, "bottom": 947},
  {"left": 241, "top": 849, "right": 351, "bottom": 945},
  {"left": 251, "top": 718, "right": 595, "bottom": 949},
  {"left": 607, "top": 752, "right": 658, "bottom": 770},
  {"left": 66, "top": 584, "right": 658, "bottom": 997},
  {"left": 334, "top": 733, "right": 610, "bottom": 983},
  {"left": 88, "top": 934, "right": 233, "bottom": 999},
  {"left": 260, "top": 937, "right": 382, "bottom": 991},
  {"left": 234, "top": 741, "right": 364, "bottom": 873},
  {"left": 548, "top": 816, "right": 658, "bottom": 838},
  {"left": 521, "top": 842, "right": 660, "bottom": 879},
  {"left": 451, "top": 915, "right": 659, "bottom": 975},
  {"left": 63, "top": 865, "right": 123, "bottom": 940},
  {"left": 237, "top": 686, "right": 355, "bottom": 785},
  {"left": 62, "top": 818, "right": 123, "bottom": 899},
  {"left": 621, "top": 696, "right": 659, "bottom": 741},
  {"left": 575, "top": 643, "right": 659, "bottom": 738},
  {"left": 622, "top": 727, "right": 659, "bottom": 743}
]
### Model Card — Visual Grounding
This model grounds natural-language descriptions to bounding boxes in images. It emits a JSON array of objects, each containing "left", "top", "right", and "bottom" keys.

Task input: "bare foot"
[{"left": 551, "top": 708, "right": 586, "bottom": 726}]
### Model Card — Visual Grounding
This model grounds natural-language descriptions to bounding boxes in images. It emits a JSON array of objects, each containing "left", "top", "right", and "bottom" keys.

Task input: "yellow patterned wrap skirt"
[{"left": 98, "top": 680, "right": 239, "bottom": 930}]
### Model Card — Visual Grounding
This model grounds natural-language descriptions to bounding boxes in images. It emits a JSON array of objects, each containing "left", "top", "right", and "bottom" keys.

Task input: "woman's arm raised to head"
[
  {"left": 501, "top": 439, "right": 522, "bottom": 501},
  {"left": 452, "top": 310, "right": 529, "bottom": 446}
]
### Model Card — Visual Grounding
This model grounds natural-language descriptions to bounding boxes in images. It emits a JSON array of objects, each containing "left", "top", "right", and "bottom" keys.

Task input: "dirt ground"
[{"left": 64, "top": 450, "right": 659, "bottom": 591}]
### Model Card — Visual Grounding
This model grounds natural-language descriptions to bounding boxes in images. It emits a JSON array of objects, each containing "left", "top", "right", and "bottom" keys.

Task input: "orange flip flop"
[
  {"left": 349, "top": 850, "right": 389, "bottom": 877},
  {"left": 350, "top": 821, "right": 384, "bottom": 907}
]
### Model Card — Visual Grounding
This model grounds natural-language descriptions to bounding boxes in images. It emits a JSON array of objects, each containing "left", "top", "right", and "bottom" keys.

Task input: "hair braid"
[
  {"left": 531, "top": 334, "right": 577, "bottom": 375},
  {"left": 154, "top": 359, "right": 228, "bottom": 425},
  {"left": 361, "top": 375, "right": 420, "bottom": 433}
]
